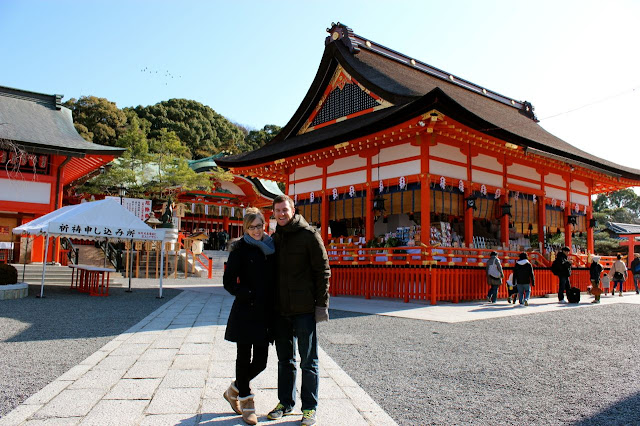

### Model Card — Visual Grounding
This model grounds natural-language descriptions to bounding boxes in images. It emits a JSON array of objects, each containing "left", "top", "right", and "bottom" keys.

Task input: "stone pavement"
[{"left": 0, "top": 289, "right": 397, "bottom": 426}]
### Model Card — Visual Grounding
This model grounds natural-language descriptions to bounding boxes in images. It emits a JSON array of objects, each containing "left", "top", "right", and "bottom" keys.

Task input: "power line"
[{"left": 539, "top": 85, "right": 640, "bottom": 122}]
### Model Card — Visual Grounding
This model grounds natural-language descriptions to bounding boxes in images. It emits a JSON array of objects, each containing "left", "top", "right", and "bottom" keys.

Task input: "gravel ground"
[
  {"left": 0, "top": 284, "right": 180, "bottom": 418},
  {"left": 319, "top": 303, "right": 640, "bottom": 425}
]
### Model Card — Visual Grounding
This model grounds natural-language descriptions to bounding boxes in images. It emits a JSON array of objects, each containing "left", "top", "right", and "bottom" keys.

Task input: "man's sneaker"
[
  {"left": 301, "top": 409, "right": 317, "bottom": 426},
  {"left": 524, "top": 300, "right": 529, "bottom": 306},
  {"left": 267, "top": 403, "right": 293, "bottom": 420}
]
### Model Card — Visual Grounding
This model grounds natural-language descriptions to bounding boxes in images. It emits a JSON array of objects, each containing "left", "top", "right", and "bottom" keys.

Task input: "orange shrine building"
[
  {"left": 217, "top": 23, "right": 640, "bottom": 303},
  {"left": 0, "top": 85, "right": 124, "bottom": 263}
]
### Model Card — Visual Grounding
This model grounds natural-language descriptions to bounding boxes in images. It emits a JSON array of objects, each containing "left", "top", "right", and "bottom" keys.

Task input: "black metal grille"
[{"left": 310, "top": 83, "right": 379, "bottom": 127}]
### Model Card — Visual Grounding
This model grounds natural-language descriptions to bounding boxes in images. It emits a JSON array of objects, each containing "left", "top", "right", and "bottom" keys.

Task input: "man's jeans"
[
  {"left": 517, "top": 284, "right": 531, "bottom": 304},
  {"left": 633, "top": 274, "right": 640, "bottom": 293},
  {"left": 558, "top": 276, "right": 570, "bottom": 301},
  {"left": 274, "top": 313, "right": 319, "bottom": 411}
]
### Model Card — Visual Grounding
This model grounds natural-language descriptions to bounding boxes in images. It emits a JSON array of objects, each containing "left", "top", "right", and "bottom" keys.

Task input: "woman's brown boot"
[
  {"left": 238, "top": 394, "right": 258, "bottom": 425},
  {"left": 223, "top": 381, "right": 241, "bottom": 415}
]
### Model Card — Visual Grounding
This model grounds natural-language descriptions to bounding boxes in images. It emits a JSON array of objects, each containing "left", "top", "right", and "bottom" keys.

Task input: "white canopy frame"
[{"left": 13, "top": 199, "right": 167, "bottom": 298}]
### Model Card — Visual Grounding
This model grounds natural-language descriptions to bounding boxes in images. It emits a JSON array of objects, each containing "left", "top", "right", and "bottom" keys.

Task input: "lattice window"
[{"left": 310, "top": 83, "right": 379, "bottom": 127}]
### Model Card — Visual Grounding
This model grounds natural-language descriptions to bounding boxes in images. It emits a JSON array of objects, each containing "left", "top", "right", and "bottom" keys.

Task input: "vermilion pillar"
[
  {"left": 586, "top": 208, "right": 594, "bottom": 254},
  {"left": 500, "top": 194, "right": 510, "bottom": 248},
  {"left": 564, "top": 206, "right": 572, "bottom": 249},
  {"left": 538, "top": 196, "right": 546, "bottom": 254},
  {"left": 365, "top": 155, "right": 374, "bottom": 242},
  {"left": 464, "top": 188, "right": 473, "bottom": 248}
]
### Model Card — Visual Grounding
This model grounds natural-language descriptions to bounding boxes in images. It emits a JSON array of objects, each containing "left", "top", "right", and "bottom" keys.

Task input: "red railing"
[
  {"left": 329, "top": 258, "right": 633, "bottom": 305},
  {"left": 180, "top": 238, "right": 213, "bottom": 279}
]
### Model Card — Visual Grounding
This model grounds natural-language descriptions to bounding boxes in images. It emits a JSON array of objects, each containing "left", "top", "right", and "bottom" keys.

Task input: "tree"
[
  {"left": 240, "top": 124, "right": 281, "bottom": 152},
  {"left": 134, "top": 99, "right": 245, "bottom": 158},
  {"left": 63, "top": 96, "right": 127, "bottom": 146}
]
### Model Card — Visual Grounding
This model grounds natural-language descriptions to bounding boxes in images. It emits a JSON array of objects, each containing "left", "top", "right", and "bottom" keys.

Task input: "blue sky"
[{"left": 1, "top": 0, "right": 639, "bottom": 173}]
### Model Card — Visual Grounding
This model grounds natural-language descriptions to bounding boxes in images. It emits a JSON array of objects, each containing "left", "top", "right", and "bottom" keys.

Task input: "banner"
[{"left": 105, "top": 197, "right": 152, "bottom": 221}]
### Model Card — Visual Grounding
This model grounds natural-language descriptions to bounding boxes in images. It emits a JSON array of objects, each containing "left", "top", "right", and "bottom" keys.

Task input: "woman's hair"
[
  {"left": 243, "top": 207, "right": 265, "bottom": 233},
  {"left": 518, "top": 252, "right": 528, "bottom": 260}
]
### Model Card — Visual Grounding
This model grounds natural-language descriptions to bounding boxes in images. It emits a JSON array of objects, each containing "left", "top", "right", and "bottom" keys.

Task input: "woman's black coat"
[{"left": 223, "top": 238, "right": 275, "bottom": 344}]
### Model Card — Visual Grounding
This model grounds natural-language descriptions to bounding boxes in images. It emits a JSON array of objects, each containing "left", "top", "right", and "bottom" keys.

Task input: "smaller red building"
[{"left": 0, "top": 85, "right": 124, "bottom": 263}]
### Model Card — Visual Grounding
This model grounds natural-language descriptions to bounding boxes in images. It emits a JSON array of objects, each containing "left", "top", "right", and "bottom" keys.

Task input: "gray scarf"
[{"left": 243, "top": 233, "right": 275, "bottom": 256}]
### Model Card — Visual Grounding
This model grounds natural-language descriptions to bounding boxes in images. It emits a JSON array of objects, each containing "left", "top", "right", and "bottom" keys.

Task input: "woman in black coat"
[{"left": 222, "top": 208, "right": 275, "bottom": 425}]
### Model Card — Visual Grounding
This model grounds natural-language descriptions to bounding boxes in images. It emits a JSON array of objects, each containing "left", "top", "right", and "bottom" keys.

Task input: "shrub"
[{"left": 0, "top": 264, "right": 18, "bottom": 285}]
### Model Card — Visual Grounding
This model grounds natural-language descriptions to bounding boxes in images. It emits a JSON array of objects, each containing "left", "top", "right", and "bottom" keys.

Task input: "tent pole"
[
  {"left": 126, "top": 239, "right": 134, "bottom": 293},
  {"left": 158, "top": 241, "right": 164, "bottom": 299},
  {"left": 104, "top": 237, "right": 108, "bottom": 267},
  {"left": 22, "top": 236, "right": 30, "bottom": 282},
  {"left": 38, "top": 233, "right": 49, "bottom": 298}
]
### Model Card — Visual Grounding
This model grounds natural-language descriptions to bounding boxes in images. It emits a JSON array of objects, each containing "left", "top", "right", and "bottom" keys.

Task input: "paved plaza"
[{"left": 2, "top": 279, "right": 640, "bottom": 425}]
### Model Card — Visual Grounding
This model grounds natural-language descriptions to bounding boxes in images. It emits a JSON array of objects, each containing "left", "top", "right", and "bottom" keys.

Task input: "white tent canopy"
[{"left": 13, "top": 199, "right": 167, "bottom": 298}]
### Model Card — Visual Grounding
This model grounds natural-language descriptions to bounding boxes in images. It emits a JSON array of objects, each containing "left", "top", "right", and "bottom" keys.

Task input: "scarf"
[{"left": 243, "top": 233, "right": 275, "bottom": 256}]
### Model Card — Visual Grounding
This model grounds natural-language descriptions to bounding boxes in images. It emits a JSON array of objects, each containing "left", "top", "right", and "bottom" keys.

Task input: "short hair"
[
  {"left": 617, "top": 253, "right": 622, "bottom": 260},
  {"left": 243, "top": 207, "right": 265, "bottom": 233},
  {"left": 518, "top": 252, "right": 528, "bottom": 260},
  {"left": 490, "top": 251, "right": 498, "bottom": 257},
  {"left": 562, "top": 246, "right": 570, "bottom": 252},
  {"left": 273, "top": 194, "right": 295, "bottom": 211}
]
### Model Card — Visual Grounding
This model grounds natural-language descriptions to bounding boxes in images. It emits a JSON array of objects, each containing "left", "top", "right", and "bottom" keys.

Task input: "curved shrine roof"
[{"left": 216, "top": 24, "right": 640, "bottom": 182}]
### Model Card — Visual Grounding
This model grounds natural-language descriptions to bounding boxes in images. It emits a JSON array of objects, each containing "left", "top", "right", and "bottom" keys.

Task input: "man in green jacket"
[{"left": 267, "top": 195, "right": 330, "bottom": 426}]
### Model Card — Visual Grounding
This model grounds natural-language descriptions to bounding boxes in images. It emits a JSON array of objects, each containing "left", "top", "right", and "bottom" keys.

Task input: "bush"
[{"left": 0, "top": 264, "right": 18, "bottom": 285}]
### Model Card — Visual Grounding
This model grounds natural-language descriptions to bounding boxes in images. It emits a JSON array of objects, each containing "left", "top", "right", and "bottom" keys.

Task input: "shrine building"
[
  {"left": 0, "top": 85, "right": 124, "bottom": 263},
  {"left": 215, "top": 23, "right": 640, "bottom": 302}
]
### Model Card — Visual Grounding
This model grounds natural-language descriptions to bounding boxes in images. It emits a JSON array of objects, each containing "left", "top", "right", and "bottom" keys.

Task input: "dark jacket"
[
  {"left": 223, "top": 238, "right": 275, "bottom": 344},
  {"left": 273, "top": 214, "right": 331, "bottom": 316},
  {"left": 555, "top": 251, "right": 572, "bottom": 277},
  {"left": 513, "top": 259, "right": 535, "bottom": 286},
  {"left": 590, "top": 261, "right": 603, "bottom": 282},
  {"left": 631, "top": 257, "right": 640, "bottom": 275}
]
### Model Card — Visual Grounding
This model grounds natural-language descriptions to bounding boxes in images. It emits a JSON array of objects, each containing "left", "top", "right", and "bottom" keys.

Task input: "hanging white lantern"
[
  {"left": 242, "top": 208, "right": 246, "bottom": 216},
  {"left": 583, "top": 205, "right": 587, "bottom": 214},
  {"left": 560, "top": 200, "right": 565, "bottom": 209},
  {"left": 552, "top": 198, "right": 557, "bottom": 207},
  {"left": 458, "top": 180, "right": 464, "bottom": 192},
  {"left": 514, "top": 191, "right": 519, "bottom": 200},
  {"left": 191, "top": 202, "right": 195, "bottom": 212},
  {"left": 575, "top": 203, "right": 580, "bottom": 212},
  {"left": 399, "top": 177, "right": 406, "bottom": 190},
  {"left": 310, "top": 192, "right": 315, "bottom": 203},
  {"left": 231, "top": 207, "right": 235, "bottom": 217},
  {"left": 219, "top": 205, "right": 222, "bottom": 215},
  {"left": 532, "top": 194, "right": 537, "bottom": 204},
  {"left": 332, "top": 188, "right": 338, "bottom": 200},
  {"left": 204, "top": 205, "right": 209, "bottom": 215},
  {"left": 379, "top": 180, "right": 384, "bottom": 193},
  {"left": 494, "top": 188, "right": 501, "bottom": 199},
  {"left": 480, "top": 184, "right": 487, "bottom": 195},
  {"left": 294, "top": 194, "right": 298, "bottom": 204},
  {"left": 349, "top": 185, "right": 356, "bottom": 197},
  {"left": 439, "top": 176, "right": 446, "bottom": 190}
]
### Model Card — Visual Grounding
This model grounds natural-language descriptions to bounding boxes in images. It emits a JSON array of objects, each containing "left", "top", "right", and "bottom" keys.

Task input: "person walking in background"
[
  {"left": 609, "top": 253, "right": 628, "bottom": 297},
  {"left": 552, "top": 246, "right": 572, "bottom": 303},
  {"left": 486, "top": 251, "right": 504, "bottom": 303},
  {"left": 630, "top": 253, "right": 640, "bottom": 294},
  {"left": 223, "top": 208, "right": 275, "bottom": 425},
  {"left": 218, "top": 228, "right": 229, "bottom": 251},
  {"left": 589, "top": 256, "right": 604, "bottom": 303},
  {"left": 513, "top": 252, "right": 535, "bottom": 306},
  {"left": 267, "top": 195, "right": 331, "bottom": 426}
]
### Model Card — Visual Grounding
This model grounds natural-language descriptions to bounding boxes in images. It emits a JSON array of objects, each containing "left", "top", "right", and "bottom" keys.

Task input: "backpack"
[
  {"left": 551, "top": 258, "right": 563, "bottom": 276},
  {"left": 488, "top": 261, "right": 501, "bottom": 279}
]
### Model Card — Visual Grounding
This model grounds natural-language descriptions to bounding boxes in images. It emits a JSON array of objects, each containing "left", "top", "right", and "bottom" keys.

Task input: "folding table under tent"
[{"left": 12, "top": 199, "right": 167, "bottom": 298}]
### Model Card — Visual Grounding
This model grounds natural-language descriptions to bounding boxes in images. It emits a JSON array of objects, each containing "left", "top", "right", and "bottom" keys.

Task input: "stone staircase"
[{"left": 10, "top": 263, "right": 124, "bottom": 288}]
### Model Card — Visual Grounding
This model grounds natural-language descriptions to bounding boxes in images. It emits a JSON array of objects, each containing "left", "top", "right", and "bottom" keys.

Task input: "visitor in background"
[
  {"left": 589, "top": 256, "right": 604, "bottom": 303},
  {"left": 609, "top": 253, "right": 628, "bottom": 297},
  {"left": 630, "top": 253, "right": 640, "bottom": 294},
  {"left": 486, "top": 251, "right": 504, "bottom": 303},
  {"left": 513, "top": 252, "right": 535, "bottom": 306},
  {"left": 553, "top": 247, "right": 572, "bottom": 303},
  {"left": 222, "top": 208, "right": 275, "bottom": 425}
]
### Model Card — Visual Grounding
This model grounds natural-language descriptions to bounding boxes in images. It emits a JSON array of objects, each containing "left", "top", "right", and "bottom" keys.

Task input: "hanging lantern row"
[
  {"left": 399, "top": 176, "right": 407, "bottom": 190},
  {"left": 310, "top": 192, "right": 315, "bottom": 203},
  {"left": 458, "top": 179, "right": 464, "bottom": 192},
  {"left": 494, "top": 188, "right": 501, "bottom": 199},
  {"left": 480, "top": 184, "right": 487, "bottom": 196},
  {"left": 513, "top": 191, "right": 519, "bottom": 200},
  {"left": 560, "top": 200, "right": 566, "bottom": 209},
  {"left": 532, "top": 194, "right": 537, "bottom": 204},
  {"left": 439, "top": 176, "right": 446, "bottom": 190},
  {"left": 332, "top": 188, "right": 338, "bottom": 200},
  {"left": 349, "top": 185, "right": 356, "bottom": 197}
]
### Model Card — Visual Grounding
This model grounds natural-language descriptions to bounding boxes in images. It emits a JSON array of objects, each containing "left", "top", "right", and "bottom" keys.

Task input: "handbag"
[
  {"left": 613, "top": 271, "right": 624, "bottom": 280},
  {"left": 488, "top": 262, "right": 501, "bottom": 279}
]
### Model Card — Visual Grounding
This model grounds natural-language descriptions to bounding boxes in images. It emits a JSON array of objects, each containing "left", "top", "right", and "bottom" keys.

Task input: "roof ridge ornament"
[{"left": 325, "top": 22, "right": 360, "bottom": 53}]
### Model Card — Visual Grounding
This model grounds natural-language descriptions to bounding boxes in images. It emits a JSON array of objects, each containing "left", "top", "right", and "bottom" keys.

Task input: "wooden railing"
[{"left": 329, "top": 265, "right": 635, "bottom": 305}]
